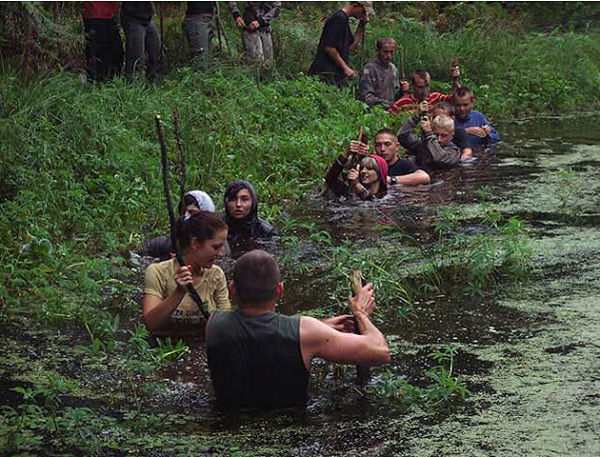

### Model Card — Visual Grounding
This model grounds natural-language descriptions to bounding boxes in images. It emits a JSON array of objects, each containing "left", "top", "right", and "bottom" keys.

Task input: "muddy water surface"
[{"left": 2, "top": 115, "right": 600, "bottom": 456}]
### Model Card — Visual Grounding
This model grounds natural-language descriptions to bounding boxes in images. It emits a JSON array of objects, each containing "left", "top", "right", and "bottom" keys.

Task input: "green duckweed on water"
[{"left": 3, "top": 3, "right": 600, "bottom": 455}]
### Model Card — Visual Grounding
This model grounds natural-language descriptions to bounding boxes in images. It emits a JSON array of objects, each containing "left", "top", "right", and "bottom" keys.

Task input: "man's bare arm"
[
  {"left": 349, "top": 21, "right": 366, "bottom": 52},
  {"left": 325, "top": 47, "right": 354, "bottom": 78},
  {"left": 394, "top": 169, "right": 431, "bottom": 186},
  {"left": 300, "top": 284, "right": 390, "bottom": 369}
]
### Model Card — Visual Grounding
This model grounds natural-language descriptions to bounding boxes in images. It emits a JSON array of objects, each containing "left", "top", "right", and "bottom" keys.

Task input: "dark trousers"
[
  {"left": 183, "top": 14, "right": 214, "bottom": 70},
  {"left": 121, "top": 16, "right": 163, "bottom": 81},
  {"left": 83, "top": 18, "right": 123, "bottom": 81}
]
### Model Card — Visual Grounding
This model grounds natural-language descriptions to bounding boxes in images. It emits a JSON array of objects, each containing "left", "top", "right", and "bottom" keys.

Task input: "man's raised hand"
[
  {"left": 400, "top": 80, "right": 410, "bottom": 94},
  {"left": 322, "top": 315, "right": 355, "bottom": 333},
  {"left": 451, "top": 65, "right": 460, "bottom": 79},
  {"left": 235, "top": 16, "right": 246, "bottom": 29},
  {"left": 465, "top": 126, "right": 487, "bottom": 138},
  {"left": 348, "top": 283, "right": 375, "bottom": 317},
  {"left": 420, "top": 118, "right": 432, "bottom": 132}
]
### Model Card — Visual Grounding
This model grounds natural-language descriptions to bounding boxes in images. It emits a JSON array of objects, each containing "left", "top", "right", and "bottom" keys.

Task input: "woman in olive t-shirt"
[{"left": 142, "top": 211, "right": 231, "bottom": 336}]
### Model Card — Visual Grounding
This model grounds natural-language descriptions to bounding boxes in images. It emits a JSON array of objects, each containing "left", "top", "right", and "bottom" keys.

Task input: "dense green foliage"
[{"left": 0, "top": 3, "right": 594, "bottom": 454}]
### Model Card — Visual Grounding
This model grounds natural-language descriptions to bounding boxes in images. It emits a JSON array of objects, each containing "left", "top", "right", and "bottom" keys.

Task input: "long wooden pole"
[
  {"left": 155, "top": 114, "right": 209, "bottom": 321},
  {"left": 172, "top": 109, "right": 187, "bottom": 208}
]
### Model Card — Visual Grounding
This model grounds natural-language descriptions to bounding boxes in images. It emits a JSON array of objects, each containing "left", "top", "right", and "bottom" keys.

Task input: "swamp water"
[{"left": 1, "top": 116, "right": 600, "bottom": 456}]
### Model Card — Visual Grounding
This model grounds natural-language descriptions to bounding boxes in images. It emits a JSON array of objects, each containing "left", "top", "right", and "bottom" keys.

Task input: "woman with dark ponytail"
[{"left": 143, "top": 211, "right": 231, "bottom": 335}]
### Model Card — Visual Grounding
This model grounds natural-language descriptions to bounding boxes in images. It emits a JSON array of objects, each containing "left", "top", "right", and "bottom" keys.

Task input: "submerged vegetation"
[
  {"left": 1, "top": 2, "right": 599, "bottom": 456},
  {"left": 374, "top": 344, "right": 471, "bottom": 411}
]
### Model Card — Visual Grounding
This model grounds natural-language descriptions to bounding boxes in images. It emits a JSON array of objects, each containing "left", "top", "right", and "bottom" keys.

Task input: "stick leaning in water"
[
  {"left": 155, "top": 114, "right": 209, "bottom": 321},
  {"left": 351, "top": 270, "right": 371, "bottom": 386}
]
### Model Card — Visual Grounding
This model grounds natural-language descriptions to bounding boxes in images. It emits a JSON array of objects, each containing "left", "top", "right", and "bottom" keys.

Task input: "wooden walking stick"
[
  {"left": 399, "top": 45, "right": 408, "bottom": 96},
  {"left": 349, "top": 125, "right": 365, "bottom": 170},
  {"left": 351, "top": 270, "right": 371, "bottom": 386},
  {"left": 155, "top": 114, "right": 209, "bottom": 321},
  {"left": 215, "top": 1, "right": 231, "bottom": 56},
  {"left": 159, "top": 2, "right": 165, "bottom": 68},
  {"left": 172, "top": 109, "right": 187, "bottom": 207},
  {"left": 452, "top": 56, "right": 461, "bottom": 91}
]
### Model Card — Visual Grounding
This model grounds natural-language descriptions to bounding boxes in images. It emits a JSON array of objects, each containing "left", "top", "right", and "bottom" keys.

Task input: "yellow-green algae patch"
[{"left": 388, "top": 226, "right": 600, "bottom": 457}]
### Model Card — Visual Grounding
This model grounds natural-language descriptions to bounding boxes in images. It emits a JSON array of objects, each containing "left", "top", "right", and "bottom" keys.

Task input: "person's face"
[
  {"left": 412, "top": 75, "right": 430, "bottom": 102},
  {"left": 192, "top": 228, "right": 227, "bottom": 269},
  {"left": 434, "top": 126, "right": 454, "bottom": 146},
  {"left": 454, "top": 95, "right": 474, "bottom": 119},
  {"left": 432, "top": 107, "right": 453, "bottom": 120},
  {"left": 227, "top": 189, "right": 253, "bottom": 220},
  {"left": 360, "top": 166, "right": 379, "bottom": 186},
  {"left": 374, "top": 133, "right": 400, "bottom": 164},
  {"left": 352, "top": 4, "right": 366, "bottom": 18},
  {"left": 377, "top": 43, "right": 395, "bottom": 64},
  {"left": 184, "top": 203, "right": 201, "bottom": 218}
]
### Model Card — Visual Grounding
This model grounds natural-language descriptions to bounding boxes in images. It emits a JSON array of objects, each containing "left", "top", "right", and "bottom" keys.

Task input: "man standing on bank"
[
  {"left": 184, "top": 2, "right": 215, "bottom": 71},
  {"left": 227, "top": 2, "right": 282, "bottom": 64},
  {"left": 358, "top": 37, "right": 409, "bottom": 109},
  {"left": 120, "top": 1, "right": 163, "bottom": 81},
  {"left": 309, "top": 2, "right": 375, "bottom": 86},
  {"left": 206, "top": 250, "right": 390, "bottom": 410}
]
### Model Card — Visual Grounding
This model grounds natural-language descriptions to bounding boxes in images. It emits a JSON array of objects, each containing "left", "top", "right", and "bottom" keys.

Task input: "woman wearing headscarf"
[
  {"left": 223, "top": 180, "right": 277, "bottom": 242},
  {"left": 140, "top": 190, "right": 216, "bottom": 260}
]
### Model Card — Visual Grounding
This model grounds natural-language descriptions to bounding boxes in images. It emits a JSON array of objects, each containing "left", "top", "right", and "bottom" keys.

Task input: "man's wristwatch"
[{"left": 390, "top": 176, "right": 398, "bottom": 185}]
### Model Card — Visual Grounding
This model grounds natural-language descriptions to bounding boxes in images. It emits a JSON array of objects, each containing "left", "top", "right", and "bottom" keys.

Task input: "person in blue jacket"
[{"left": 453, "top": 86, "right": 500, "bottom": 149}]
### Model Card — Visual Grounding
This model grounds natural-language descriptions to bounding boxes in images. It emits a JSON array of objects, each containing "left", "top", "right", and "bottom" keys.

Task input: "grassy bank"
[{"left": 0, "top": 3, "right": 597, "bottom": 453}]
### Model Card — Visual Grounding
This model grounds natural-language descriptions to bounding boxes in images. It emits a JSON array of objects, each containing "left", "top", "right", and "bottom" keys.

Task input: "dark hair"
[
  {"left": 374, "top": 128, "right": 397, "bottom": 139},
  {"left": 179, "top": 193, "right": 200, "bottom": 216},
  {"left": 454, "top": 86, "right": 474, "bottom": 99},
  {"left": 176, "top": 211, "right": 227, "bottom": 250},
  {"left": 376, "top": 37, "right": 395, "bottom": 49},
  {"left": 233, "top": 250, "right": 280, "bottom": 306},
  {"left": 225, "top": 182, "right": 253, "bottom": 202},
  {"left": 433, "top": 101, "right": 455, "bottom": 117},
  {"left": 411, "top": 69, "right": 430, "bottom": 84}
]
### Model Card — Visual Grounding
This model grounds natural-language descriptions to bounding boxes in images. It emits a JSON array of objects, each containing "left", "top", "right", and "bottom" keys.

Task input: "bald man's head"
[{"left": 233, "top": 250, "right": 280, "bottom": 306}]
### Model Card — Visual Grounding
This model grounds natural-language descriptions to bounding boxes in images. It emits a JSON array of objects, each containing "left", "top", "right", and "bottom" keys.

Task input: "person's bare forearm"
[
  {"left": 350, "top": 23, "right": 365, "bottom": 51},
  {"left": 396, "top": 169, "right": 430, "bottom": 186},
  {"left": 353, "top": 311, "right": 390, "bottom": 364},
  {"left": 143, "top": 290, "right": 185, "bottom": 332},
  {"left": 325, "top": 47, "right": 350, "bottom": 73}
]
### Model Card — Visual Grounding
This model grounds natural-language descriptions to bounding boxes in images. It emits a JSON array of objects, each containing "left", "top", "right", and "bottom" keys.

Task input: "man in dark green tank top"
[{"left": 206, "top": 250, "right": 390, "bottom": 411}]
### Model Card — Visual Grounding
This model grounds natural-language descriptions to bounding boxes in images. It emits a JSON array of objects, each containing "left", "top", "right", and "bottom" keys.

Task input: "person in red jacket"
[
  {"left": 388, "top": 66, "right": 461, "bottom": 115},
  {"left": 82, "top": 1, "right": 123, "bottom": 81}
]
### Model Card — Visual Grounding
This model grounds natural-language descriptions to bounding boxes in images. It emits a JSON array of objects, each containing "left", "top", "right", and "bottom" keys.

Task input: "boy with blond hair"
[{"left": 398, "top": 108, "right": 461, "bottom": 169}]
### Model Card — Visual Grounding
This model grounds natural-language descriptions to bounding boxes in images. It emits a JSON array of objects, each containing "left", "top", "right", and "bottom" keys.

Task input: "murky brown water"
[{"left": 2, "top": 114, "right": 600, "bottom": 456}]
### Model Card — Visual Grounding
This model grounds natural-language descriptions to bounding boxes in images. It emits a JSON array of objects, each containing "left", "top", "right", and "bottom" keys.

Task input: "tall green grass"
[
  {"left": 0, "top": 68, "right": 389, "bottom": 315},
  {"left": 2, "top": 1, "right": 600, "bottom": 323}
]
